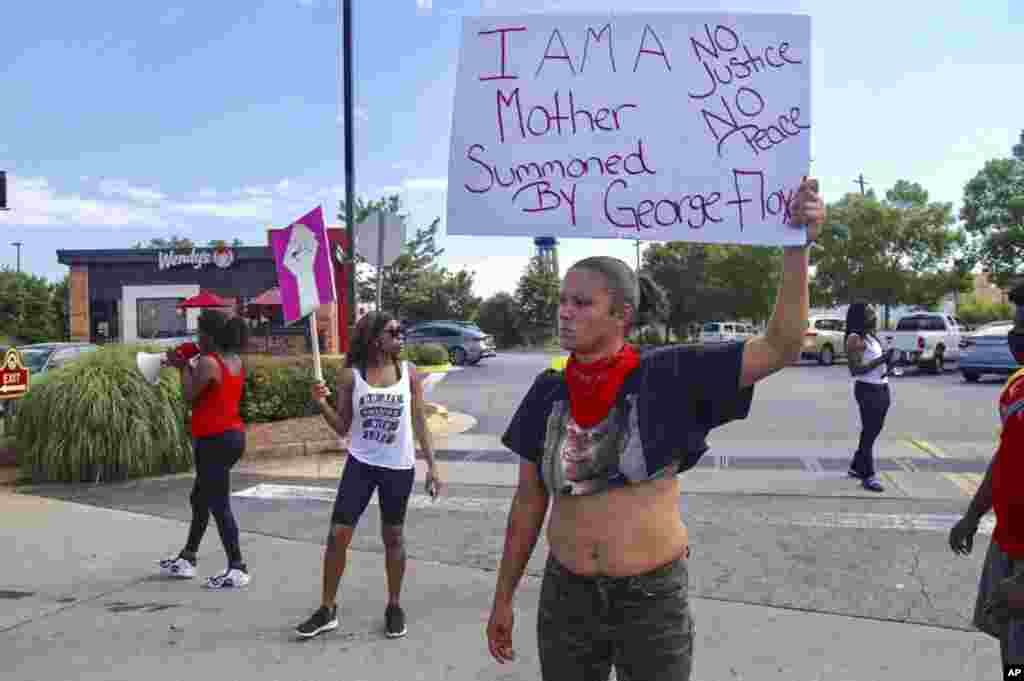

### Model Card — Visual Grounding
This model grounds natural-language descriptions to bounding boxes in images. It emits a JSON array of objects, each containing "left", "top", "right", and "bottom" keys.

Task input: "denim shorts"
[
  {"left": 973, "top": 539, "right": 1024, "bottom": 663},
  {"left": 537, "top": 553, "right": 694, "bottom": 681},
  {"left": 330, "top": 455, "right": 415, "bottom": 527}
]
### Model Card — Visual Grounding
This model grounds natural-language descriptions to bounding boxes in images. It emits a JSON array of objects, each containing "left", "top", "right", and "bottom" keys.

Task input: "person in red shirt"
[
  {"left": 950, "top": 281, "right": 1024, "bottom": 665},
  {"left": 157, "top": 309, "right": 250, "bottom": 590}
]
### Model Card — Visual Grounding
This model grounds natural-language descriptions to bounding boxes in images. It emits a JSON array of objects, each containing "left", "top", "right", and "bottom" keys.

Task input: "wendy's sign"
[
  {"left": 157, "top": 247, "right": 235, "bottom": 271},
  {"left": 446, "top": 12, "right": 812, "bottom": 246}
]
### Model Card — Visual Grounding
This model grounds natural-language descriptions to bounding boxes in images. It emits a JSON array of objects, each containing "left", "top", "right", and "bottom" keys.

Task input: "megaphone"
[{"left": 136, "top": 352, "right": 165, "bottom": 385}]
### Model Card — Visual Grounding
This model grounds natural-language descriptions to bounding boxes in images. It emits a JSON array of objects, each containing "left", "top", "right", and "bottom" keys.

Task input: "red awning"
[
  {"left": 248, "top": 287, "right": 281, "bottom": 307},
  {"left": 177, "top": 290, "right": 230, "bottom": 309}
]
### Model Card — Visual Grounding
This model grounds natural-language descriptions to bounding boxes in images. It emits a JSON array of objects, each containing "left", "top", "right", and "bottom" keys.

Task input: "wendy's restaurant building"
[{"left": 57, "top": 235, "right": 355, "bottom": 354}]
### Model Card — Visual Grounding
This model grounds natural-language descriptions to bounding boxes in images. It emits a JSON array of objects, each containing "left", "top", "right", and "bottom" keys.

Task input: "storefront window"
[{"left": 137, "top": 298, "right": 188, "bottom": 339}]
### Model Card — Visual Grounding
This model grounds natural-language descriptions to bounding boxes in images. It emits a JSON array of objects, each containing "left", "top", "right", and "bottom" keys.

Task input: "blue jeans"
[
  {"left": 851, "top": 381, "right": 890, "bottom": 478},
  {"left": 537, "top": 554, "right": 694, "bottom": 681}
]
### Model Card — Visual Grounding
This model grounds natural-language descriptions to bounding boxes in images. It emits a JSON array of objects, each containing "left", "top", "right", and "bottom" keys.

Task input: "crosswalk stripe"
[{"left": 233, "top": 484, "right": 994, "bottom": 534}]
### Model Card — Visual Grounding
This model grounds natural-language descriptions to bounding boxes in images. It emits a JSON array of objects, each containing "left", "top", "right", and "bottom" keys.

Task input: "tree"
[
  {"left": 478, "top": 292, "right": 523, "bottom": 348},
  {"left": 0, "top": 270, "right": 61, "bottom": 343},
  {"left": 955, "top": 293, "right": 1014, "bottom": 327},
  {"left": 208, "top": 238, "right": 244, "bottom": 248},
  {"left": 810, "top": 181, "right": 966, "bottom": 323},
  {"left": 703, "top": 245, "right": 782, "bottom": 324},
  {"left": 515, "top": 256, "right": 559, "bottom": 342},
  {"left": 132, "top": 236, "right": 195, "bottom": 249},
  {"left": 441, "top": 269, "right": 481, "bottom": 321},
  {"left": 643, "top": 242, "right": 713, "bottom": 339},
  {"left": 959, "top": 156, "right": 1024, "bottom": 288},
  {"left": 50, "top": 275, "right": 69, "bottom": 341}
]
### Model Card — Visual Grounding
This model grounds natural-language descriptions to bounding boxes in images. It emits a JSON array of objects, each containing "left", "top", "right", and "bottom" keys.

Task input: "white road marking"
[{"left": 233, "top": 484, "right": 994, "bottom": 534}]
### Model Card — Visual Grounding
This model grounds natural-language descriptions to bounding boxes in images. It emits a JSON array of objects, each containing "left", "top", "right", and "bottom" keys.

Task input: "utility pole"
[
  {"left": 854, "top": 173, "right": 869, "bottom": 196},
  {"left": 11, "top": 241, "right": 22, "bottom": 273},
  {"left": 340, "top": 0, "right": 357, "bottom": 335},
  {"left": 0, "top": 170, "right": 9, "bottom": 211}
]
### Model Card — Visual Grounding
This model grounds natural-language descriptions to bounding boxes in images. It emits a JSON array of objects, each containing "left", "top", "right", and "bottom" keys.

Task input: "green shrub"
[
  {"left": 632, "top": 328, "right": 665, "bottom": 345},
  {"left": 13, "top": 344, "right": 192, "bottom": 484},
  {"left": 240, "top": 354, "right": 345, "bottom": 423},
  {"left": 400, "top": 343, "right": 449, "bottom": 366}
]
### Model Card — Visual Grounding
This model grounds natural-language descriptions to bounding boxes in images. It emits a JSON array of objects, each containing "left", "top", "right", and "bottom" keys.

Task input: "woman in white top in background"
[
  {"left": 844, "top": 302, "right": 894, "bottom": 493},
  {"left": 295, "top": 312, "right": 444, "bottom": 640}
]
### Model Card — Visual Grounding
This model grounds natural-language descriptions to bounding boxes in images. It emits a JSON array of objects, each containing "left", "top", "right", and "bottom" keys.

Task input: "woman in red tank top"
[{"left": 157, "top": 309, "right": 251, "bottom": 590}]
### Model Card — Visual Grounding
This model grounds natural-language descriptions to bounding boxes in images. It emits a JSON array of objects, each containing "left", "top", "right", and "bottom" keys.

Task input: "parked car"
[
  {"left": 699, "top": 321, "right": 752, "bottom": 344},
  {"left": 801, "top": 316, "right": 847, "bottom": 365},
  {"left": 404, "top": 322, "right": 496, "bottom": 366},
  {"left": 17, "top": 342, "right": 100, "bottom": 375},
  {"left": 882, "top": 313, "right": 962, "bottom": 374},
  {"left": 959, "top": 322, "right": 1019, "bottom": 382}
]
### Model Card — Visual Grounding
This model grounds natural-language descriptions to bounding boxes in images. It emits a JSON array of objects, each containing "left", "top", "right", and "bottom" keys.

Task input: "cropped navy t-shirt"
[{"left": 501, "top": 342, "right": 754, "bottom": 496}]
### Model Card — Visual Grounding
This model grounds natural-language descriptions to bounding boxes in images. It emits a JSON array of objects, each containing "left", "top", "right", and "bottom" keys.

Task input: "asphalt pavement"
[{"left": 1, "top": 351, "right": 1009, "bottom": 680}]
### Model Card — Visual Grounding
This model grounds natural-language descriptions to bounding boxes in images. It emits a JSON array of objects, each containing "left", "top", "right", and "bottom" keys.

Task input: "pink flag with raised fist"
[{"left": 269, "top": 206, "right": 337, "bottom": 325}]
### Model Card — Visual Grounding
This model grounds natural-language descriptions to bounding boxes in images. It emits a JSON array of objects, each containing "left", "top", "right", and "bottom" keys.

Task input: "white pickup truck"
[{"left": 882, "top": 313, "right": 963, "bottom": 374}]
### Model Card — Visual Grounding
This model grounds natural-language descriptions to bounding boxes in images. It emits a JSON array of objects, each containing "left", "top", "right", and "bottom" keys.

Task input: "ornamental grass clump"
[{"left": 13, "top": 344, "right": 192, "bottom": 483}]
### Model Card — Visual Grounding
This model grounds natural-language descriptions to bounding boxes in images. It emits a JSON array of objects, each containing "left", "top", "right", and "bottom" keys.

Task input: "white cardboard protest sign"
[{"left": 446, "top": 12, "right": 811, "bottom": 245}]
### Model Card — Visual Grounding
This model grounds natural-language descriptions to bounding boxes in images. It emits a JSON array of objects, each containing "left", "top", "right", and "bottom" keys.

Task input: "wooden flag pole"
[{"left": 309, "top": 314, "right": 325, "bottom": 385}]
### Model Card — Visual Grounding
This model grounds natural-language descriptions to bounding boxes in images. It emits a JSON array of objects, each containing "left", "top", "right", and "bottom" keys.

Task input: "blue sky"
[{"left": 1, "top": 0, "right": 1021, "bottom": 299}]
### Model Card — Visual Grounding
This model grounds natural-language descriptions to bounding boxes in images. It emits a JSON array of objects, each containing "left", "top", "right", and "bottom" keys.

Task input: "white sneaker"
[
  {"left": 158, "top": 557, "right": 196, "bottom": 579},
  {"left": 203, "top": 568, "right": 250, "bottom": 590}
]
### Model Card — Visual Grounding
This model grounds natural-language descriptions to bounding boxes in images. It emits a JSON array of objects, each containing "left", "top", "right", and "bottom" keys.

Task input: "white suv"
[
  {"left": 700, "top": 321, "right": 753, "bottom": 343},
  {"left": 801, "top": 316, "right": 847, "bottom": 365}
]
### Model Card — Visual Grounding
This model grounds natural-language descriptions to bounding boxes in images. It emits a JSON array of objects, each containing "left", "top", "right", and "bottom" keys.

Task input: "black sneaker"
[
  {"left": 862, "top": 476, "right": 884, "bottom": 493},
  {"left": 296, "top": 605, "right": 339, "bottom": 639},
  {"left": 385, "top": 604, "right": 406, "bottom": 638}
]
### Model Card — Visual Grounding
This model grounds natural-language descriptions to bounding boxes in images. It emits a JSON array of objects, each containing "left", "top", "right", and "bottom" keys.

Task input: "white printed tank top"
[{"left": 347, "top": 362, "right": 416, "bottom": 470}]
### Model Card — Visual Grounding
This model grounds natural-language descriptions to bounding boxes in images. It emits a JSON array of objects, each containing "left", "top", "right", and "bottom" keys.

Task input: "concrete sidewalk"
[{"left": 0, "top": 489, "right": 1000, "bottom": 681}]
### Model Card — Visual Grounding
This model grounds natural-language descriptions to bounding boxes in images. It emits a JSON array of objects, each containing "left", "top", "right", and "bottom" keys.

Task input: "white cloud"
[
  {"left": 416, "top": 0, "right": 433, "bottom": 10},
  {"left": 170, "top": 198, "right": 273, "bottom": 220},
  {"left": 242, "top": 186, "right": 272, "bottom": 198},
  {"left": 98, "top": 179, "right": 166, "bottom": 204},
  {"left": 197, "top": 187, "right": 218, "bottom": 199},
  {"left": 404, "top": 177, "right": 447, "bottom": 191},
  {"left": 0, "top": 175, "right": 169, "bottom": 229}
]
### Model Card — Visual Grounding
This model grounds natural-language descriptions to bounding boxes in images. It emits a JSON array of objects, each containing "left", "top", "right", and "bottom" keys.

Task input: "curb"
[
  {"left": 242, "top": 403, "right": 475, "bottom": 461},
  {"left": 416, "top": 363, "right": 454, "bottom": 374}
]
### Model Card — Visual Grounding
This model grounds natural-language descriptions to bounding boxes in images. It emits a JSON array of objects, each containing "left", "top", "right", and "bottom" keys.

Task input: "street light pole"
[
  {"left": 11, "top": 241, "right": 22, "bottom": 273},
  {"left": 341, "top": 0, "right": 357, "bottom": 334}
]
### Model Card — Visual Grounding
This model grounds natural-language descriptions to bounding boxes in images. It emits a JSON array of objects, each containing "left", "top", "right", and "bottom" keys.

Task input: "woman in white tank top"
[
  {"left": 844, "top": 303, "right": 893, "bottom": 492},
  {"left": 296, "top": 312, "right": 444, "bottom": 641}
]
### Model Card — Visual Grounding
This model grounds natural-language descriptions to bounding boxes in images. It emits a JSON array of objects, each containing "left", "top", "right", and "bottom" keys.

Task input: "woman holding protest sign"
[
  {"left": 486, "top": 178, "right": 824, "bottom": 680},
  {"left": 296, "top": 312, "right": 445, "bottom": 641}
]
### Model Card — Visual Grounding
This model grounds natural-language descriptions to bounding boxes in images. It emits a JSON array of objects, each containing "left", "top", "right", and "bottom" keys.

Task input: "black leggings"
[
  {"left": 185, "top": 430, "right": 245, "bottom": 567},
  {"left": 850, "top": 382, "right": 890, "bottom": 478}
]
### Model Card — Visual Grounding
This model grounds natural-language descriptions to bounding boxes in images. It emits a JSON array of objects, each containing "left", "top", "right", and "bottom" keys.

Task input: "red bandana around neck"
[{"left": 564, "top": 344, "right": 641, "bottom": 428}]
